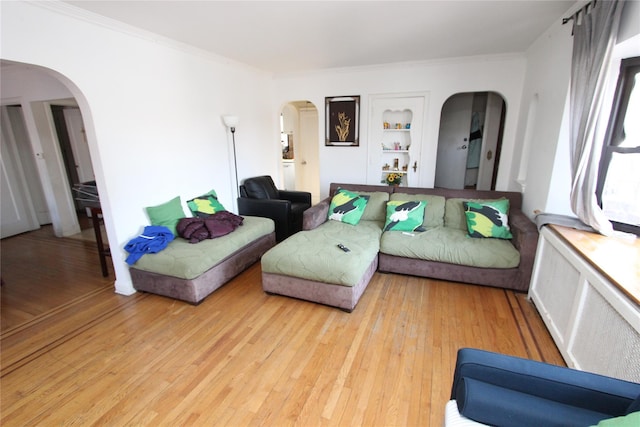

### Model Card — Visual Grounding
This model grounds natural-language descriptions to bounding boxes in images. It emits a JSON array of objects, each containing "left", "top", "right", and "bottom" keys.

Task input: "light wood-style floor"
[{"left": 1, "top": 225, "right": 564, "bottom": 426}]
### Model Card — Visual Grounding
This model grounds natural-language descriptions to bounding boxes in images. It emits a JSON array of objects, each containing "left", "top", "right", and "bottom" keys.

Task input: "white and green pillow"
[
  {"left": 187, "top": 189, "right": 226, "bottom": 218},
  {"left": 384, "top": 200, "right": 426, "bottom": 232},
  {"left": 463, "top": 199, "right": 512, "bottom": 239},
  {"left": 328, "top": 188, "right": 369, "bottom": 225}
]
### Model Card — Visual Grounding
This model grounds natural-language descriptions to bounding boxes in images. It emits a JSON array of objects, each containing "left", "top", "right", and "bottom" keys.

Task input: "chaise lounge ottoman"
[
  {"left": 260, "top": 189, "right": 388, "bottom": 312},
  {"left": 130, "top": 216, "right": 275, "bottom": 304}
]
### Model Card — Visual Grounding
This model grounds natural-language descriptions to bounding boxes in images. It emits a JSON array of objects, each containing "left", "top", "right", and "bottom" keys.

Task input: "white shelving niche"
[{"left": 369, "top": 95, "right": 426, "bottom": 188}]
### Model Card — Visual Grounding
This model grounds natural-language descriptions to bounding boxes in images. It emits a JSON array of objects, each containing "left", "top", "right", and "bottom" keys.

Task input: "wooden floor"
[{"left": 1, "top": 225, "right": 564, "bottom": 426}]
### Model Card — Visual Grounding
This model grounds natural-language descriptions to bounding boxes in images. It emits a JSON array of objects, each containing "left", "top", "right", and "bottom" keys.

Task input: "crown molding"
[{"left": 25, "top": 0, "right": 271, "bottom": 75}]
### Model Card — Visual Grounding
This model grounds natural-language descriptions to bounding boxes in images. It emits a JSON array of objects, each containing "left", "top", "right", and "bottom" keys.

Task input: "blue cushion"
[
  {"left": 626, "top": 394, "right": 640, "bottom": 414},
  {"left": 457, "top": 377, "right": 611, "bottom": 427},
  {"left": 452, "top": 348, "right": 640, "bottom": 417}
]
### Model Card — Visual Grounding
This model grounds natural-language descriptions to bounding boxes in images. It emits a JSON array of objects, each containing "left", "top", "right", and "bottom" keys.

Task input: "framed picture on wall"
[{"left": 325, "top": 95, "right": 360, "bottom": 146}]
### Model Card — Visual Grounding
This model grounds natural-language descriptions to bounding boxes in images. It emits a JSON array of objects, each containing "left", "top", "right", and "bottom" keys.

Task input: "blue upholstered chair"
[{"left": 446, "top": 348, "right": 640, "bottom": 427}]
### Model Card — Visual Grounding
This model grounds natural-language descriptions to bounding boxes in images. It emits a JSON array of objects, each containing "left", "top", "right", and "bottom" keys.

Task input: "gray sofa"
[
  {"left": 130, "top": 216, "right": 275, "bottom": 304},
  {"left": 261, "top": 183, "right": 538, "bottom": 311}
]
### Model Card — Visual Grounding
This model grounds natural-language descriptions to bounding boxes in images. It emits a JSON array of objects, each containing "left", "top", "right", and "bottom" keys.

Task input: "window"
[{"left": 596, "top": 56, "right": 640, "bottom": 235}]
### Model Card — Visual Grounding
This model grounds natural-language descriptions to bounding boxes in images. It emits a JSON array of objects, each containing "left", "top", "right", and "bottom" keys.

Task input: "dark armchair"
[{"left": 238, "top": 175, "right": 311, "bottom": 242}]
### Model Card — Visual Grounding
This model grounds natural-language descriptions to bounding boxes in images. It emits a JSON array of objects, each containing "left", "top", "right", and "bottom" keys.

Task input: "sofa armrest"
[
  {"left": 451, "top": 348, "right": 640, "bottom": 421},
  {"left": 303, "top": 197, "right": 331, "bottom": 230},
  {"left": 278, "top": 190, "right": 312, "bottom": 205},
  {"left": 237, "top": 198, "right": 291, "bottom": 223},
  {"left": 508, "top": 209, "right": 539, "bottom": 288},
  {"left": 509, "top": 210, "right": 538, "bottom": 252}
]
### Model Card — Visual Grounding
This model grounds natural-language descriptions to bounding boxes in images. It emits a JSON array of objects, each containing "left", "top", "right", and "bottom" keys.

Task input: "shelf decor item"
[
  {"left": 382, "top": 172, "right": 403, "bottom": 186},
  {"left": 325, "top": 95, "right": 360, "bottom": 146}
]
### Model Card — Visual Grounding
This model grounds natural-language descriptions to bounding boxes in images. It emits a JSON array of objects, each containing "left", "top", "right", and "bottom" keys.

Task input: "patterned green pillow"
[
  {"left": 384, "top": 200, "right": 426, "bottom": 232},
  {"left": 187, "top": 189, "right": 226, "bottom": 218},
  {"left": 328, "top": 188, "right": 369, "bottom": 225},
  {"left": 463, "top": 199, "right": 512, "bottom": 239}
]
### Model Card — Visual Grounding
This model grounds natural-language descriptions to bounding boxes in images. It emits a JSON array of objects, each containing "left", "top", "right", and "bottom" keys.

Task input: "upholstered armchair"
[
  {"left": 237, "top": 175, "right": 311, "bottom": 242},
  {"left": 445, "top": 348, "right": 640, "bottom": 427}
]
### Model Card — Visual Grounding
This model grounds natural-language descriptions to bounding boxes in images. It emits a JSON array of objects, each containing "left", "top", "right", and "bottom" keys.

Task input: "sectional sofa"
[{"left": 261, "top": 183, "right": 538, "bottom": 311}]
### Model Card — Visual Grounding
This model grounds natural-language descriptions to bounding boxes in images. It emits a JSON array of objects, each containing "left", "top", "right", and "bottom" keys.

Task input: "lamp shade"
[{"left": 223, "top": 115, "right": 239, "bottom": 128}]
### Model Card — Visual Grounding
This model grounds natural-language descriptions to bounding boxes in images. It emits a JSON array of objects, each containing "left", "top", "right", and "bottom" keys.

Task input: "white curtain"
[{"left": 569, "top": 0, "right": 624, "bottom": 236}]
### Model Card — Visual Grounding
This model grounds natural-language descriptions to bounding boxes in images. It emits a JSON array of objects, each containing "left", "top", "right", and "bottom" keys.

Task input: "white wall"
[
  {"left": 512, "top": 17, "right": 575, "bottom": 218},
  {"left": 273, "top": 55, "right": 527, "bottom": 200},
  {"left": 515, "top": 0, "right": 640, "bottom": 218},
  {"left": 1, "top": 1, "right": 277, "bottom": 295}
]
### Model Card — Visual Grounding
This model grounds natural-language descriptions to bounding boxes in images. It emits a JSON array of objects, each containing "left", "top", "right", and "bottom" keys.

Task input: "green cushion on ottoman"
[{"left": 261, "top": 220, "right": 381, "bottom": 287}]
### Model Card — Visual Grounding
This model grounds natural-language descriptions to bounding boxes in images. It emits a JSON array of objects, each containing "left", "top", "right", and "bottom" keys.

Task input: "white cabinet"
[
  {"left": 369, "top": 95, "right": 426, "bottom": 188},
  {"left": 529, "top": 226, "right": 640, "bottom": 382},
  {"left": 282, "top": 160, "right": 295, "bottom": 190}
]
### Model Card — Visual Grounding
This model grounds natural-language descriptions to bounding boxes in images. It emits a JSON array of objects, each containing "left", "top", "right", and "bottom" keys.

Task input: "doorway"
[
  {"left": 50, "top": 105, "right": 95, "bottom": 211},
  {"left": 1, "top": 61, "right": 111, "bottom": 331},
  {"left": 280, "top": 101, "right": 320, "bottom": 203},
  {"left": 435, "top": 92, "right": 506, "bottom": 190}
]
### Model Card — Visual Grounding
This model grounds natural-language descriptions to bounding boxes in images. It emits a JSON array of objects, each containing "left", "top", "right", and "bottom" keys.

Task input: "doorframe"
[
  {"left": 435, "top": 91, "right": 506, "bottom": 190},
  {"left": 279, "top": 100, "right": 320, "bottom": 203}
]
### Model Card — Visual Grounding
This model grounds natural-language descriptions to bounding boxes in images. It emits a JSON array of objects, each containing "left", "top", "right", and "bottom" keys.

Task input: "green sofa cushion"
[
  {"left": 379, "top": 226, "right": 520, "bottom": 268},
  {"left": 186, "top": 189, "right": 226, "bottom": 217},
  {"left": 445, "top": 197, "right": 512, "bottom": 232},
  {"left": 131, "top": 216, "right": 274, "bottom": 279},
  {"left": 358, "top": 191, "right": 391, "bottom": 222},
  {"left": 145, "top": 196, "right": 186, "bottom": 236},
  {"left": 328, "top": 188, "right": 369, "bottom": 225},
  {"left": 464, "top": 199, "right": 512, "bottom": 239},
  {"left": 383, "top": 200, "right": 426, "bottom": 232},
  {"left": 391, "top": 193, "right": 445, "bottom": 229},
  {"left": 261, "top": 219, "right": 382, "bottom": 287}
]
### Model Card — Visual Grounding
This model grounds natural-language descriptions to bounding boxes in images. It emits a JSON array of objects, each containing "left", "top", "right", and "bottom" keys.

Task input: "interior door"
[
  {"left": 64, "top": 107, "right": 94, "bottom": 184},
  {"left": 1, "top": 106, "right": 40, "bottom": 238},
  {"left": 296, "top": 105, "right": 320, "bottom": 203},
  {"left": 476, "top": 93, "right": 503, "bottom": 190},
  {"left": 435, "top": 93, "right": 473, "bottom": 189}
]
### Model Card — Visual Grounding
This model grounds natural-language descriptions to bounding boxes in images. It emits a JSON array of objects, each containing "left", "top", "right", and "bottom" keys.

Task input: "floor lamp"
[{"left": 223, "top": 115, "right": 240, "bottom": 196}]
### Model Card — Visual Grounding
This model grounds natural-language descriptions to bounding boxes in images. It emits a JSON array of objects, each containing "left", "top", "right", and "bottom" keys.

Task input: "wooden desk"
[{"left": 89, "top": 207, "right": 110, "bottom": 277}]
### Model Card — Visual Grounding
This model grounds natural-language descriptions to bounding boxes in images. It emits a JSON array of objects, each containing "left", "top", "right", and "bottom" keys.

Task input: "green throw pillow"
[
  {"left": 463, "top": 199, "right": 512, "bottom": 239},
  {"left": 187, "top": 189, "right": 226, "bottom": 218},
  {"left": 593, "top": 412, "right": 640, "bottom": 427},
  {"left": 383, "top": 200, "right": 426, "bottom": 232},
  {"left": 328, "top": 188, "right": 369, "bottom": 225},
  {"left": 145, "top": 196, "right": 185, "bottom": 236}
]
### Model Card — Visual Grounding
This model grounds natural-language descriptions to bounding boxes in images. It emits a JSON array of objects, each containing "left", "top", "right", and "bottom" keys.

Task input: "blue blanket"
[{"left": 125, "top": 225, "right": 174, "bottom": 265}]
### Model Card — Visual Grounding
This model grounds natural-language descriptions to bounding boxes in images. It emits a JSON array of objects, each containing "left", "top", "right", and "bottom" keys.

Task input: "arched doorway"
[
  {"left": 435, "top": 92, "right": 506, "bottom": 190},
  {"left": 1, "top": 60, "right": 112, "bottom": 330},
  {"left": 280, "top": 101, "right": 321, "bottom": 203},
  {"left": 1, "top": 62, "right": 96, "bottom": 238}
]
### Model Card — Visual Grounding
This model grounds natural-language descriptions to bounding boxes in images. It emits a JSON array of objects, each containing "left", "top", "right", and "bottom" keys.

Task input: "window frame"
[{"left": 596, "top": 56, "right": 640, "bottom": 236}]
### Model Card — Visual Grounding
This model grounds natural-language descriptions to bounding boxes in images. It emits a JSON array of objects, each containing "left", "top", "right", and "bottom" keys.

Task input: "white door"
[
  {"left": 476, "top": 93, "right": 503, "bottom": 190},
  {"left": 1, "top": 107, "right": 40, "bottom": 238},
  {"left": 64, "top": 108, "right": 94, "bottom": 183},
  {"left": 297, "top": 106, "right": 320, "bottom": 203},
  {"left": 435, "top": 93, "right": 473, "bottom": 189}
]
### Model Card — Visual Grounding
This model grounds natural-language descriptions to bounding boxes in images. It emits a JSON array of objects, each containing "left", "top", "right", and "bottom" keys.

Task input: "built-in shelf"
[{"left": 369, "top": 94, "right": 427, "bottom": 187}]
